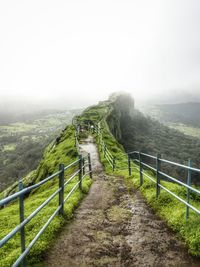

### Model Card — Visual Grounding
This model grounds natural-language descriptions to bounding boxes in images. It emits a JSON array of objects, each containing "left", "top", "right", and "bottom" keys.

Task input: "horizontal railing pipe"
[
  {"left": 159, "top": 183, "right": 200, "bottom": 215},
  {"left": 64, "top": 159, "right": 80, "bottom": 171},
  {"left": 141, "top": 162, "right": 157, "bottom": 172},
  {"left": 128, "top": 150, "right": 200, "bottom": 173},
  {"left": 159, "top": 171, "right": 200, "bottom": 195},
  {"left": 0, "top": 187, "right": 61, "bottom": 248},
  {"left": 12, "top": 205, "right": 62, "bottom": 267},
  {"left": 160, "top": 158, "right": 200, "bottom": 173},
  {"left": 64, "top": 181, "right": 81, "bottom": 203},
  {"left": 64, "top": 170, "right": 80, "bottom": 187},
  {"left": 140, "top": 152, "right": 157, "bottom": 160},
  {"left": 142, "top": 171, "right": 157, "bottom": 184},
  {"left": 0, "top": 170, "right": 62, "bottom": 206},
  {"left": 0, "top": 154, "right": 90, "bottom": 266}
]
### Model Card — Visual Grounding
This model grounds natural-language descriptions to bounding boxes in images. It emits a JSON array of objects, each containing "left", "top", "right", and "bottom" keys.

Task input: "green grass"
[
  {"left": 0, "top": 175, "right": 92, "bottom": 267},
  {"left": 0, "top": 123, "right": 92, "bottom": 266},
  {"left": 34, "top": 125, "right": 79, "bottom": 183},
  {"left": 0, "top": 110, "right": 80, "bottom": 191},
  {"left": 80, "top": 101, "right": 200, "bottom": 257},
  {"left": 2, "top": 97, "right": 200, "bottom": 266},
  {"left": 101, "top": 139, "right": 200, "bottom": 256},
  {"left": 127, "top": 169, "right": 200, "bottom": 256},
  {"left": 0, "top": 123, "right": 36, "bottom": 133},
  {"left": 168, "top": 123, "right": 200, "bottom": 138},
  {"left": 96, "top": 125, "right": 200, "bottom": 257},
  {"left": 3, "top": 144, "right": 16, "bottom": 152}
]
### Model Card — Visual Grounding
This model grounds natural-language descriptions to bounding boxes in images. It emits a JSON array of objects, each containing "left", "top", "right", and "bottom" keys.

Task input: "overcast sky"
[{"left": 0, "top": 0, "right": 200, "bottom": 108}]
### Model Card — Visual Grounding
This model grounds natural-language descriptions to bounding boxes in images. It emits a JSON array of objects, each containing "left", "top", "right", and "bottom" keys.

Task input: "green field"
[
  {"left": 0, "top": 110, "right": 81, "bottom": 191},
  {"left": 168, "top": 123, "right": 200, "bottom": 138},
  {"left": 0, "top": 125, "right": 92, "bottom": 267},
  {"left": 79, "top": 96, "right": 200, "bottom": 257}
]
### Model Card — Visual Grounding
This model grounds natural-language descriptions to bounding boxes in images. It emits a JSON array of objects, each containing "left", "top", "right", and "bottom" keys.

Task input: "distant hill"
[
  {"left": 0, "top": 109, "right": 82, "bottom": 191},
  {"left": 142, "top": 102, "right": 200, "bottom": 127},
  {"left": 106, "top": 95, "right": 200, "bottom": 184}
]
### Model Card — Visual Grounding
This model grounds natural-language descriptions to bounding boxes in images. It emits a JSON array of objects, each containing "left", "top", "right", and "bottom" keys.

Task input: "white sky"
[{"left": 0, "top": 0, "right": 200, "bottom": 107}]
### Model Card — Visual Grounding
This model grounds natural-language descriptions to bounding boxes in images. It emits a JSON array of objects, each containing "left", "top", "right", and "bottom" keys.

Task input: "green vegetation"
[
  {"left": 0, "top": 176, "right": 91, "bottom": 267},
  {"left": 106, "top": 96, "right": 200, "bottom": 184},
  {"left": 3, "top": 144, "right": 16, "bottom": 152},
  {"left": 79, "top": 93, "right": 200, "bottom": 256},
  {"left": 34, "top": 125, "right": 79, "bottom": 183},
  {"left": 167, "top": 123, "right": 200, "bottom": 138},
  {"left": 0, "top": 121, "right": 92, "bottom": 266},
  {"left": 78, "top": 97, "right": 127, "bottom": 173},
  {"left": 0, "top": 109, "right": 81, "bottom": 191},
  {"left": 129, "top": 171, "right": 200, "bottom": 256},
  {"left": 1, "top": 92, "right": 200, "bottom": 265}
]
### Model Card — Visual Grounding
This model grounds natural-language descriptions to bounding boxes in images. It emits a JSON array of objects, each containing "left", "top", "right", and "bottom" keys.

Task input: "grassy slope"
[
  {"left": 81, "top": 97, "right": 200, "bottom": 256},
  {"left": 1, "top": 96, "right": 200, "bottom": 266},
  {"left": 0, "top": 110, "right": 78, "bottom": 191},
  {"left": 0, "top": 125, "right": 92, "bottom": 267}
]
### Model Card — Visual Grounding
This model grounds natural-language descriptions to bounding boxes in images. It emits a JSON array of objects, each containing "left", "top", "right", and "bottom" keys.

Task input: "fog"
[{"left": 0, "top": 0, "right": 200, "bottom": 112}]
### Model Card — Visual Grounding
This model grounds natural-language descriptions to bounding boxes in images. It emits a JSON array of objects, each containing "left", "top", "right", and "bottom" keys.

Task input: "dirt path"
[{"left": 43, "top": 136, "right": 199, "bottom": 267}]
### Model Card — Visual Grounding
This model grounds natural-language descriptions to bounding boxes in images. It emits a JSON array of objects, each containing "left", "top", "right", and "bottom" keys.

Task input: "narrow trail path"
[{"left": 43, "top": 136, "right": 199, "bottom": 267}]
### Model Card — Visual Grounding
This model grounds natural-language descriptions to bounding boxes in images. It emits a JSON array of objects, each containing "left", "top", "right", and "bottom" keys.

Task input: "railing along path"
[
  {"left": 76, "top": 121, "right": 200, "bottom": 222},
  {"left": 0, "top": 153, "right": 92, "bottom": 267},
  {"left": 5, "top": 119, "right": 199, "bottom": 266}
]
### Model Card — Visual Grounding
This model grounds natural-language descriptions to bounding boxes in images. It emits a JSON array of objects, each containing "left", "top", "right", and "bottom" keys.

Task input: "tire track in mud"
[{"left": 43, "top": 136, "right": 199, "bottom": 267}]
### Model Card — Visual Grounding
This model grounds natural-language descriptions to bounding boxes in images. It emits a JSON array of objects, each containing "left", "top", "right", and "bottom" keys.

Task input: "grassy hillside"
[
  {"left": 0, "top": 124, "right": 92, "bottom": 267},
  {"left": 78, "top": 93, "right": 200, "bottom": 256},
  {"left": 167, "top": 123, "right": 200, "bottom": 138},
  {"left": 1, "top": 93, "right": 200, "bottom": 265},
  {"left": 105, "top": 96, "right": 200, "bottom": 185},
  {"left": 0, "top": 109, "right": 81, "bottom": 191}
]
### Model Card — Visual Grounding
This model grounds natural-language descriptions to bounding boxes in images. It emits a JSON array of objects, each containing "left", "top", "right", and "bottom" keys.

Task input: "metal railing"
[
  {"left": 75, "top": 132, "right": 80, "bottom": 153},
  {"left": 128, "top": 151, "right": 200, "bottom": 220},
  {"left": 74, "top": 122, "right": 116, "bottom": 171},
  {"left": 93, "top": 124, "right": 115, "bottom": 171},
  {"left": 0, "top": 154, "right": 92, "bottom": 267},
  {"left": 75, "top": 120, "right": 200, "bottom": 221}
]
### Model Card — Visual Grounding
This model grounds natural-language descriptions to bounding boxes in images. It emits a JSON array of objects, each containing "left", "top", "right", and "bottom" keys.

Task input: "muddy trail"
[{"left": 43, "top": 136, "right": 200, "bottom": 267}]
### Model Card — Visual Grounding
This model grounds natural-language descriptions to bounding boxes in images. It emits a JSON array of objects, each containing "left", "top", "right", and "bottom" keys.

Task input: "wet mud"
[{"left": 43, "top": 136, "right": 199, "bottom": 267}]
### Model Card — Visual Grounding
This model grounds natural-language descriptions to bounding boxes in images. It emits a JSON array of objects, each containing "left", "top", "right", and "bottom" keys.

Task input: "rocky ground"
[{"left": 43, "top": 136, "right": 200, "bottom": 267}]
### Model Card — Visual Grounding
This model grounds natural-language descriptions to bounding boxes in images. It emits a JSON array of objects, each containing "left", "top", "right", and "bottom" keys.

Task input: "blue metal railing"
[
  {"left": 93, "top": 124, "right": 115, "bottom": 171},
  {"left": 0, "top": 154, "right": 92, "bottom": 267},
  {"left": 75, "top": 120, "right": 200, "bottom": 221},
  {"left": 128, "top": 151, "right": 200, "bottom": 220},
  {"left": 75, "top": 122, "right": 116, "bottom": 171}
]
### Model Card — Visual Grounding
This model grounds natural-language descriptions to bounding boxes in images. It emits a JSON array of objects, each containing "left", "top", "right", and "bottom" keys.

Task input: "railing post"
[
  {"left": 103, "top": 143, "right": 106, "bottom": 158},
  {"left": 186, "top": 159, "right": 192, "bottom": 220},
  {"left": 112, "top": 157, "right": 115, "bottom": 172},
  {"left": 82, "top": 157, "right": 85, "bottom": 175},
  {"left": 156, "top": 154, "right": 161, "bottom": 198},
  {"left": 128, "top": 154, "right": 131, "bottom": 176},
  {"left": 88, "top": 153, "right": 93, "bottom": 178},
  {"left": 79, "top": 155, "right": 83, "bottom": 191},
  {"left": 100, "top": 134, "right": 102, "bottom": 145},
  {"left": 92, "top": 126, "right": 95, "bottom": 134},
  {"left": 98, "top": 130, "right": 101, "bottom": 143},
  {"left": 100, "top": 139, "right": 103, "bottom": 151},
  {"left": 59, "top": 164, "right": 65, "bottom": 216},
  {"left": 19, "top": 181, "right": 26, "bottom": 267},
  {"left": 139, "top": 152, "right": 143, "bottom": 186},
  {"left": 74, "top": 132, "right": 77, "bottom": 147}
]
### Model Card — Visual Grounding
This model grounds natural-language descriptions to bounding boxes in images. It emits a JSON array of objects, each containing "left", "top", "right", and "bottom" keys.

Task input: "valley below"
[{"left": 0, "top": 109, "right": 81, "bottom": 192}]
